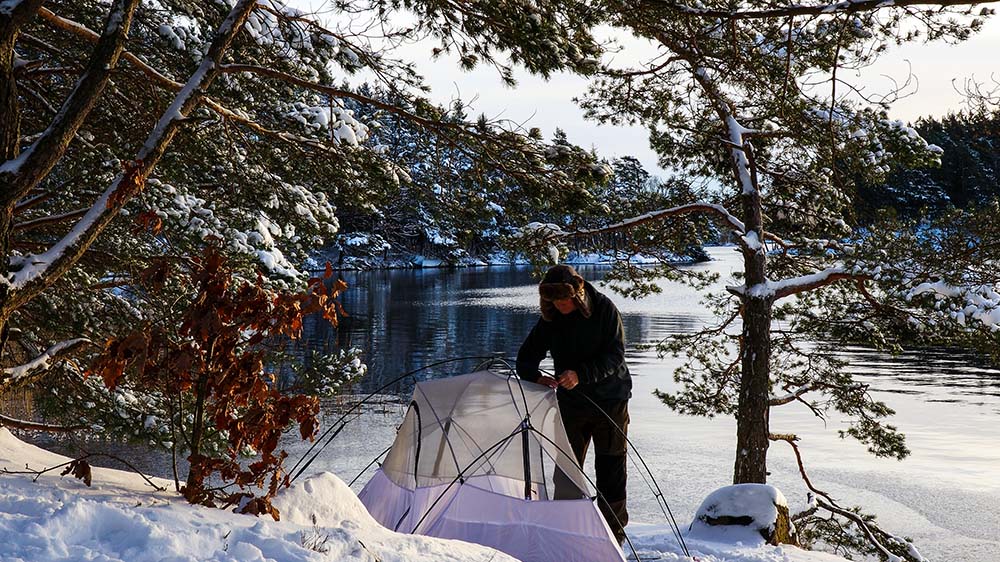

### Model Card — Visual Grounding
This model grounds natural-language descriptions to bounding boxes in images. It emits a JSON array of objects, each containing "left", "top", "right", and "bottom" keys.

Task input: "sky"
[{"left": 293, "top": 1, "right": 1000, "bottom": 176}]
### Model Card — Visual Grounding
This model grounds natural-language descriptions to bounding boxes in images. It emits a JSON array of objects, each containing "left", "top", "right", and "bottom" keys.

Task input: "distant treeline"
[
  {"left": 328, "top": 88, "right": 712, "bottom": 268},
  {"left": 856, "top": 110, "right": 1000, "bottom": 220}
]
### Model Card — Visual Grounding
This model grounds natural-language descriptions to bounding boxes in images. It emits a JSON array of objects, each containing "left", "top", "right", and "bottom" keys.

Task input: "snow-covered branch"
[
  {"left": 0, "top": 413, "right": 88, "bottom": 432},
  {"left": 907, "top": 279, "right": 1000, "bottom": 329},
  {"left": 5, "top": 0, "right": 259, "bottom": 308},
  {"left": 769, "top": 383, "right": 820, "bottom": 406},
  {"left": 34, "top": 7, "right": 334, "bottom": 154},
  {"left": 772, "top": 268, "right": 869, "bottom": 299},
  {"left": 554, "top": 201, "right": 746, "bottom": 238},
  {"left": 733, "top": 268, "right": 870, "bottom": 300},
  {"left": 0, "top": 0, "right": 140, "bottom": 204},
  {"left": 0, "top": 338, "right": 89, "bottom": 392},
  {"left": 650, "top": 0, "right": 999, "bottom": 20}
]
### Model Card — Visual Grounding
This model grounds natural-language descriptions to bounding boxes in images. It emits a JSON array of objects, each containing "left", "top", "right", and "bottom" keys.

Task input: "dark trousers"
[{"left": 553, "top": 399, "right": 629, "bottom": 542}]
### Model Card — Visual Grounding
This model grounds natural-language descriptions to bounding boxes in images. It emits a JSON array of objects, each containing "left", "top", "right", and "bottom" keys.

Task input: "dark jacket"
[{"left": 517, "top": 281, "right": 631, "bottom": 404}]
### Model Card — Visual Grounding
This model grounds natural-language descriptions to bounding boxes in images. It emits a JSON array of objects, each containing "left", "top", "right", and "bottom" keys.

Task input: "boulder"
[{"left": 688, "top": 483, "right": 798, "bottom": 546}]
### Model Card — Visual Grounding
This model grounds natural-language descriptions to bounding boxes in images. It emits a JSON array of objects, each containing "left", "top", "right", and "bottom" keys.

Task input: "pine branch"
[
  {"left": 648, "top": 0, "right": 1000, "bottom": 21},
  {"left": 5, "top": 0, "right": 259, "bottom": 310},
  {"left": 34, "top": 7, "right": 335, "bottom": 154},
  {"left": 0, "top": 337, "right": 90, "bottom": 393},
  {"left": 0, "top": 0, "right": 141, "bottom": 204}
]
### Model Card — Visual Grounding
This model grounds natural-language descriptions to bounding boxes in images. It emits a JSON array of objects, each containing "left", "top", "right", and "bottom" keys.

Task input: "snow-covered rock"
[{"left": 689, "top": 484, "right": 796, "bottom": 546}]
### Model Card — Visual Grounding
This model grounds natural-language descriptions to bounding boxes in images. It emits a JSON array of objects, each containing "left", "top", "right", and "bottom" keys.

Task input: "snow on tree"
[
  {"left": 0, "top": 1, "right": 604, "bottom": 390},
  {"left": 418, "top": 0, "right": 999, "bottom": 559},
  {"left": 0, "top": 0, "right": 612, "bottom": 510}
]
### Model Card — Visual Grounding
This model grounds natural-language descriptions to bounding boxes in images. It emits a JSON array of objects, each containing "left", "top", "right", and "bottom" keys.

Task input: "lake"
[{"left": 288, "top": 246, "right": 1000, "bottom": 561}]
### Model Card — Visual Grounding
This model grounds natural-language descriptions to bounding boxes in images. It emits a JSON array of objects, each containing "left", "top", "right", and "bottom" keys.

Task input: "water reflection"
[
  {"left": 312, "top": 259, "right": 1000, "bottom": 400},
  {"left": 305, "top": 265, "right": 704, "bottom": 391},
  {"left": 290, "top": 249, "right": 1000, "bottom": 562},
  {"left": 837, "top": 345, "right": 1000, "bottom": 399}
]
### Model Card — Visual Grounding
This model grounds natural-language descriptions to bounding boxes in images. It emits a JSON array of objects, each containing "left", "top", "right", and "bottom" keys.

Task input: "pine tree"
[{"left": 431, "top": 1, "right": 999, "bottom": 558}]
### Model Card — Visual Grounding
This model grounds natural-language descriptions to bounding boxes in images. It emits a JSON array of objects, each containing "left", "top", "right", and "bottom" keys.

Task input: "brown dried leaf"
[{"left": 60, "top": 459, "right": 92, "bottom": 487}]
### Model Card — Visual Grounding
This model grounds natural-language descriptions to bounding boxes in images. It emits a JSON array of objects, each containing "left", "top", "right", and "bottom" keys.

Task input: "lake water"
[{"left": 288, "top": 247, "right": 1000, "bottom": 561}]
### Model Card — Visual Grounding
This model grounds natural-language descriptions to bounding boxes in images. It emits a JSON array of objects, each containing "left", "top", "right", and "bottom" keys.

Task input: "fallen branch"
[{"left": 1, "top": 452, "right": 167, "bottom": 491}]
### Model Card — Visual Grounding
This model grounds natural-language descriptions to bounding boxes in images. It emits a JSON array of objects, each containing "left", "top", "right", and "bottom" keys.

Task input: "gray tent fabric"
[{"left": 359, "top": 371, "right": 626, "bottom": 562}]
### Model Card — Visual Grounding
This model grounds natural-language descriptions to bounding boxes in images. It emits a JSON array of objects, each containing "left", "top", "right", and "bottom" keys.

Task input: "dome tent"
[{"left": 358, "top": 370, "right": 628, "bottom": 562}]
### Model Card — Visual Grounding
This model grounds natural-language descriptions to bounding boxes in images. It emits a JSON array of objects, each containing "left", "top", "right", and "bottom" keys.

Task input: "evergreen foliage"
[{"left": 856, "top": 110, "right": 1000, "bottom": 219}]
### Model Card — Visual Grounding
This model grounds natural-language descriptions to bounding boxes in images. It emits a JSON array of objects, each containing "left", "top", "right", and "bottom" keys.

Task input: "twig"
[{"left": 1, "top": 452, "right": 167, "bottom": 491}]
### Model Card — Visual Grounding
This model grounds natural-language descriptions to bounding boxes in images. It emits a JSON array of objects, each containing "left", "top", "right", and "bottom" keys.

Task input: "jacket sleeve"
[
  {"left": 575, "top": 302, "right": 626, "bottom": 385},
  {"left": 516, "top": 320, "right": 548, "bottom": 383}
]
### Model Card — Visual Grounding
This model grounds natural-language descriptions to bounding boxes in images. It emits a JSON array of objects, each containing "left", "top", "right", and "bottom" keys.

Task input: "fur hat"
[{"left": 539, "top": 265, "right": 592, "bottom": 321}]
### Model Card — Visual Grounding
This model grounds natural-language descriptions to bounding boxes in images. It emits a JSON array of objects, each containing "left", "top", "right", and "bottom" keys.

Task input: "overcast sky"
[{"left": 294, "top": 2, "right": 1000, "bottom": 176}]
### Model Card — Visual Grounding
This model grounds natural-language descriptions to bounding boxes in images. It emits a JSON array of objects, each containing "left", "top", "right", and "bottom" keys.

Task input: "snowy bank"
[
  {"left": 0, "top": 428, "right": 852, "bottom": 562},
  {"left": 0, "top": 428, "right": 513, "bottom": 562},
  {"left": 307, "top": 246, "right": 710, "bottom": 272}
]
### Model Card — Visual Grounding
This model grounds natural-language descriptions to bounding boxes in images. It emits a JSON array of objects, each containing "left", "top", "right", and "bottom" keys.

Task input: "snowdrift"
[
  {"left": 0, "top": 428, "right": 514, "bottom": 562},
  {"left": 0, "top": 427, "right": 854, "bottom": 562}
]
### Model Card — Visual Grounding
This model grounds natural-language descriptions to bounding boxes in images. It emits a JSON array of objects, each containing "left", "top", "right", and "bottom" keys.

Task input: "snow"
[
  {"left": 0, "top": 0, "right": 23, "bottom": 16},
  {"left": 629, "top": 523, "right": 851, "bottom": 562},
  {"left": 0, "top": 338, "right": 88, "bottom": 383},
  {"left": 742, "top": 231, "right": 762, "bottom": 252},
  {"left": 738, "top": 268, "right": 850, "bottom": 300},
  {"left": 690, "top": 484, "right": 787, "bottom": 544},
  {"left": 0, "top": 429, "right": 516, "bottom": 562},
  {"left": 725, "top": 115, "right": 756, "bottom": 195},
  {"left": 906, "top": 280, "right": 1000, "bottom": 330},
  {"left": 0, "top": 427, "right": 859, "bottom": 562}
]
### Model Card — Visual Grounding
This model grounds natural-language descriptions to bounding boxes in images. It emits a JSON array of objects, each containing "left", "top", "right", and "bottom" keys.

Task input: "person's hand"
[
  {"left": 558, "top": 370, "right": 579, "bottom": 390},
  {"left": 538, "top": 375, "right": 559, "bottom": 389}
]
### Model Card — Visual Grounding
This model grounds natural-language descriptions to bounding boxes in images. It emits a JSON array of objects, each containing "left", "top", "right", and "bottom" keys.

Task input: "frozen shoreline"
[{"left": 0, "top": 428, "right": 857, "bottom": 562}]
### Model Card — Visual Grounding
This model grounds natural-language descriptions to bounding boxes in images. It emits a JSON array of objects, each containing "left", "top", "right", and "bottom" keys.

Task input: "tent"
[{"left": 358, "top": 370, "right": 627, "bottom": 562}]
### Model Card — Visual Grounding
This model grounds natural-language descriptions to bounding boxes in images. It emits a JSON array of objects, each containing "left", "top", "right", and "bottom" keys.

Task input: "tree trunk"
[
  {"left": 734, "top": 290, "right": 771, "bottom": 483},
  {"left": 733, "top": 143, "right": 771, "bottom": 484},
  {"left": 0, "top": 18, "right": 23, "bottom": 363},
  {"left": 0, "top": 31, "right": 20, "bottom": 164}
]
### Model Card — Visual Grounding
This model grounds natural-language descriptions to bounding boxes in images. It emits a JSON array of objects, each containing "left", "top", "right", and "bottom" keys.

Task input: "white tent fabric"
[{"left": 359, "top": 371, "right": 626, "bottom": 562}]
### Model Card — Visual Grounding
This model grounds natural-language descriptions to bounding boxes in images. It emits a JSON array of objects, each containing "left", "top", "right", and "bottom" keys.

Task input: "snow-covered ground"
[
  {"left": 0, "top": 428, "right": 512, "bottom": 562},
  {"left": 0, "top": 428, "right": 853, "bottom": 562}
]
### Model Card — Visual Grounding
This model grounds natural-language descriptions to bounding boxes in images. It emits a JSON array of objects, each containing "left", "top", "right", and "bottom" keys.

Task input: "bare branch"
[
  {"left": 1, "top": 452, "right": 167, "bottom": 491},
  {"left": 648, "top": 0, "right": 1000, "bottom": 21},
  {"left": 771, "top": 434, "right": 922, "bottom": 560},
  {"left": 555, "top": 202, "right": 747, "bottom": 238},
  {"left": 13, "top": 207, "right": 88, "bottom": 233}
]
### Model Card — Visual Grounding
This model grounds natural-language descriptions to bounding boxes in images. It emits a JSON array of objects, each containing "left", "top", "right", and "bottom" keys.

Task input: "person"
[{"left": 516, "top": 264, "right": 632, "bottom": 545}]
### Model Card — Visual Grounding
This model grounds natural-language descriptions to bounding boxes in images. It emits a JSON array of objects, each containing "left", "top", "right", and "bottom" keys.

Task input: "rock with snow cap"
[{"left": 689, "top": 483, "right": 798, "bottom": 546}]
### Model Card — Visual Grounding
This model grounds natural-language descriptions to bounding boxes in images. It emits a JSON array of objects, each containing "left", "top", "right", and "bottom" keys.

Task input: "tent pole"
[{"left": 521, "top": 419, "right": 532, "bottom": 500}]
